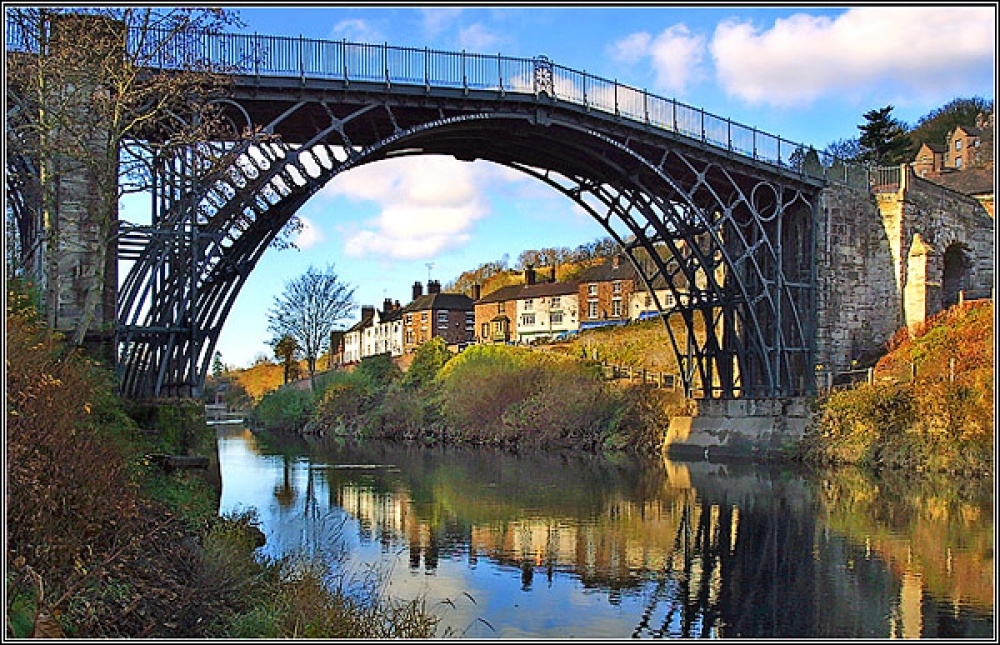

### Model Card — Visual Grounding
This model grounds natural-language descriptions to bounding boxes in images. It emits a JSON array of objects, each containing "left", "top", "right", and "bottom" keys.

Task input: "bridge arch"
[{"left": 116, "top": 91, "right": 820, "bottom": 400}]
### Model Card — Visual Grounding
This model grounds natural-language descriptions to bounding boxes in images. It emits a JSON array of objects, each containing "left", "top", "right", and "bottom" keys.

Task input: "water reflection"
[{"left": 217, "top": 426, "right": 993, "bottom": 639}]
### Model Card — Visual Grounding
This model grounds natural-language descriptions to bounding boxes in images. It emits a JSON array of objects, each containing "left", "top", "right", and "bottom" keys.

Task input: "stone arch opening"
[{"left": 941, "top": 243, "right": 970, "bottom": 309}]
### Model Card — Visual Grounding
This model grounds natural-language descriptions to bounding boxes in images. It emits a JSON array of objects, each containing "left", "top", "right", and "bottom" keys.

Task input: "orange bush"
[{"left": 6, "top": 299, "right": 143, "bottom": 607}]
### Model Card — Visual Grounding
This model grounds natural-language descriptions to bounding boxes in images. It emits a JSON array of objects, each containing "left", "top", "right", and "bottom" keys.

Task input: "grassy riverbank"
[
  {"left": 252, "top": 337, "right": 682, "bottom": 455},
  {"left": 5, "top": 282, "right": 440, "bottom": 638},
  {"left": 796, "top": 300, "right": 994, "bottom": 477}
]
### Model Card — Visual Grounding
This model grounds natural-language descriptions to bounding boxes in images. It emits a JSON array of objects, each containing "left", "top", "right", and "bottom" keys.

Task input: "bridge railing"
[{"left": 6, "top": 15, "right": 875, "bottom": 188}]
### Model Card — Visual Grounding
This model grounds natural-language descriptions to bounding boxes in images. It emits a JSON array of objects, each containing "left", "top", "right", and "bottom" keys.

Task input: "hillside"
[{"left": 799, "top": 300, "right": 994, "bottom": 475}]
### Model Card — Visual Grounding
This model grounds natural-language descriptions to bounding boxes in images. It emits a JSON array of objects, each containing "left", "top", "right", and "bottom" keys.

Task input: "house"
[
  {"left": 363, "top": 298, "right": 404, "bottom": 358},
  {"left": 473, "top": 266, "right": 579, "bottom": 344},
  {"left": 343, "top": 305, "right": 376, "bottom": 364},
  {"left": 910, "top": 112, "right": 995, "bottom": 218},
  {"left": 402, "top": 280, "right": 475, "bottom": 354},
  {"left": 911, "top": 141, "right": 947, "bottom": 178},
  {"left": 630, "top": 273, "right": 686, "bottom": 321},
  {"left": 576, "top": 254, "right": 637, "bottom": 330}
]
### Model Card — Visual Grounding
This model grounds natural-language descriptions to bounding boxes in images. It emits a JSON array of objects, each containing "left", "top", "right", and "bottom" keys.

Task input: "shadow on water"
[{"left": 218, "top": 426, "right": 994, "bottom": 639}]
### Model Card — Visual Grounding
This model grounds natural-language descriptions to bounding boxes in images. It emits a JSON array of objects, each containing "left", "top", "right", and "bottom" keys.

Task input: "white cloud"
[
  {"left": 330, "top": 19, "right": 384, "bottom": 43},
  {"left": 420, "top": 8, "right": 464, "bottom": 38},
  {"left": 459, "top": 23, "right": 502, "bottom": 52},
  {"left": 609, "top": 24, "right": 707, "bottom": 94},
  {"left": 291, "top": 216, "right": 324, "bottom": 249},
  {"left": 322, "top": 156, "right": 522, "bottom": 260},
  {"left": 711, "top": 7, "right": 996, "bottom": 108}
]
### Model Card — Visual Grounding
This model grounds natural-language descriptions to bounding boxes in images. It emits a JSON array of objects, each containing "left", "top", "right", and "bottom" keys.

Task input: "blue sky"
[{"left": 141, "top": 5, "right": 995, "bottom": 369}]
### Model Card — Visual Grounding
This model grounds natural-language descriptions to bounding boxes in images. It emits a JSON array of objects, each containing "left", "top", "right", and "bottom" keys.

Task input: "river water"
[{"left": 216, "top": 425, "right": 994, "bottom": 639}]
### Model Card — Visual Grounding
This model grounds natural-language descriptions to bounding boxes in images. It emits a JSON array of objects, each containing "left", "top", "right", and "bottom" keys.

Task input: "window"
[
  {"left": 437, "top": 311, "right": 449, "bottom": 325},
  {"left": 612, "top": 280, "right": 622, "bottom": 294},
  {"left": 422, "top": 311, "right": 428, "bottom": 321},
  {"left": 551, "top": 311, "right": 563, "bottom": 325},
  {"left": 664, "top": 293, "right": 675, "bottom": 309},
  {"left": 587, "top": 283, "right": 598, "bottom": 296},
  {"left": 588, "top": 301, "right": 598, "bottom": 319},
  {"left": 521, "top": 313, "right": 536, "bottom": 326},
  {"left": 955, "top": 140, "right": 963, "bottom": 151},
  {"left": 955, "top": 157, "right": 963, "bottom": 168},
  {"left": 550, "top": 296, "right": 561, "bottom": 309},
  {"left": 405, "top": 330, "right": 414, "bottom": 344},
  {"left": 465, "top": 312, "right": 474, "bottom": 330},
  {"left": 612, "top": 298, "right": 622, "bottom": 317},
  {"left": 481, "top": 323, "right": 489, "bottom": 338},
  {"left": 405, "top": 314, "right": 413, "bottom": 324},
  {"left": 524, "top": 298, "right": 533, "bottom": 310}
]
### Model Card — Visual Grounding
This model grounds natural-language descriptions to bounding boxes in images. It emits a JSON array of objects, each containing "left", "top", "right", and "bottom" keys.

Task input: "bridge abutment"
[
  {"left": 813, "top": 166, "right": 993, "bottom": 381},
  {"left": 664, "top": 397, "right": 812, "bottom": 461}
]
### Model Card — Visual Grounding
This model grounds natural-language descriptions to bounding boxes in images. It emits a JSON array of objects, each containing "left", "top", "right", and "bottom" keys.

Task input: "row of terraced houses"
[{"left": 338, "top": 254, "right": 689, "bottom": 366}]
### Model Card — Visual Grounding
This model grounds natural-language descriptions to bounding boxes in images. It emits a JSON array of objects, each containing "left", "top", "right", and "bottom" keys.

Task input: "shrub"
[
  {"left": 255, "top": 387, "right": 316, "bottom": 431},
  {"left": 6, "top": 288, "right": 144, "bottom": 633}
]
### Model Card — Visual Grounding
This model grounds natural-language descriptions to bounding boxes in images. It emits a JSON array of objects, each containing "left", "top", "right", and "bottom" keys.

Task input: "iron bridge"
[{"left": 15, "top": 26, "right": 863, "bottom": 400}]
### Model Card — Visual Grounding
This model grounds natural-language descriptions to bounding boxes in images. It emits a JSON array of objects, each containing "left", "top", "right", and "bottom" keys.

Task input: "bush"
[
  {"left": 437, "top": 344, "right": 628, "bottom": 449},
  {"left": 255, "top": 387, "right": 316, "bottom": 431},
  {"left": 6, "top": 289, "right": 144, "bottom": 635}
]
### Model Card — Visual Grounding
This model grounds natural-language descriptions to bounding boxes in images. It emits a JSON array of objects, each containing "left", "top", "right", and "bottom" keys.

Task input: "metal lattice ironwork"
[
  {"left": 113, "top": 90, "right": 821, "bottom": 398},
  {"left": 7, "top": 23, "right": 838, "bottom": 399}
]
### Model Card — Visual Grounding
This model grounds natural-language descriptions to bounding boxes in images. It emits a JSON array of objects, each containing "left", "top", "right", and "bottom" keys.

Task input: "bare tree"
[
  {"left": 5, "top": 8, "right": 299, "bottom": 349},
  {"left": 267, "top": 265, "right": 357, "bottom": 388}
]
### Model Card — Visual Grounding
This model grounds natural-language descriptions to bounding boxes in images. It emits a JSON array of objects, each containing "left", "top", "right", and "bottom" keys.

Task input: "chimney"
[
  {"left": 412, "top": 281, "right": 423, "bottom": 300},
  {"left": 525, "top": 265, "right": 536, "bottom": 285},
  {"left": 548, "top": 266, "right": 556, "bottom": 283},
  {"left": 612, "top": 255, "right": 620, "bottom": 270},
  {"left": 394, "top": 300, "right": 401, "bottom": 310},
  {"left": 428, "top": 279, "right": 441, "bottom": 294},
  {"left": 472, "top": 283, "right": 482, "bottom": 301},
  {"left": 383, "top": 297, "right": 394, "bottom": 313},
  {"left": 361, "top": 305, "right": 375, "bottom": 321}
]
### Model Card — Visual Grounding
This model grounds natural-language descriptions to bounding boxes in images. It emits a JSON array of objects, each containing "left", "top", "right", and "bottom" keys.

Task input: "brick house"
[
  {"left": 577, "top": 254, "right": 636, "bottom": 330},
  {"left": 910, "top": 111, "right": 994, "bottom": 217},
  {"left": 911, "top": 141, "right": 947, "bottom": 177},
  {"left": 473, "top": 266, "right": 579, "bottom": 344},
  {"left": 401, "top": 280, "right": 474, "bottom": 354}
]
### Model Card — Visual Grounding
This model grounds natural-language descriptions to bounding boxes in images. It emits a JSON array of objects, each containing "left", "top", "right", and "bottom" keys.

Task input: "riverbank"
[
  {"left": 249, "top": 301, "right": 993, "bottom": 478},
  {"left": 796, "top": 300, "right": 994, "bottom": 478},
  {"left": 5, "top": 283, "right": 440, "bottom": 638}
]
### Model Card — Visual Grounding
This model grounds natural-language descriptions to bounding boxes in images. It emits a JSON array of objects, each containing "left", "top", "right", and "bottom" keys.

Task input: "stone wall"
[
  {"left": 813, "top": 182, "right": 900, "bottom": 379},
  {"left": 814, "top": 166, "right": 994, "bottom": 382}
]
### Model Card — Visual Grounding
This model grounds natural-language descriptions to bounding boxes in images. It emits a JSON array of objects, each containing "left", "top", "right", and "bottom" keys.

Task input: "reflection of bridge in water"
[
  {"left": 17, "top": 17, "right": 991, "bottom": 404},
  {"left": 280, "top": 439, "right": 974, "bottom": 638}
]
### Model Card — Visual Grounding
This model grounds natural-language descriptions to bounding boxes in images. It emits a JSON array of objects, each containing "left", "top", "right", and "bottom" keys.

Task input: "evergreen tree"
[{"left": 857, "top": 105, "right": 911, "bottom": 166}]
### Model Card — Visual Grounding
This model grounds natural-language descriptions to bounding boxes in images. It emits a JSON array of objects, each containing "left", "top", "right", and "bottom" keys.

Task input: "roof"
[
  {"left": 952, "top": 124, "right": 983, "bottom": 138},
  {"left": 576, "top": 256, "right": 638, "bottom": 283},
  {"left": 476, "top": 280, "right": 579, "bottom": 304},
  {"left": 403, "top": 292, "right": 474, "bottom": 313},
  {"left": 916, "top": 141, "right": 947, "bottom": 154},
  {"left": 347, "top": 307, "right": 375, "bottom": 333},
  {"left": 923, "top": 167, "right": 995, "bottom": 197}
]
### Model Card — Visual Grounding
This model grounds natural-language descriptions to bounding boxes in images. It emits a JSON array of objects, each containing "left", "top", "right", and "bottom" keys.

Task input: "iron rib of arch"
[{"left": 114, "top": 94, "right": 818, "bottom": 399}]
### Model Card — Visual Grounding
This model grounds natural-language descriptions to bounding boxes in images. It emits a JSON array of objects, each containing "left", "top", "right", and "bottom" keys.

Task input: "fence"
[
  {"left": 599, "top": 361, "right": 678, "bottom": 390},
  {"left": 5, "top": 15, "right": 873, "bottom": 188}
]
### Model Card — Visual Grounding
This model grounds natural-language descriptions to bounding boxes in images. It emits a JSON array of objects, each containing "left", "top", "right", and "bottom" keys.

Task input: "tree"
[
  {"left": 823, "top": 137, "right": 862, "bottom": 163},
  {"left": 402, "top": 337, "right": 453, "bottom": 389},
  {"left": 857, "top": 105, "right": 911, "bottom": 166},
  {"left": 5, "top": 8, "right": 303, "bottom": 350},
  {"left": 273, "top": 334, "right": 301, "bottom": 385},
  {"left": 909, "top": 96, "right": 994, "bottom": 165},
  {"left": 267, "top": 264, "right": 356, "bottom": 388}
]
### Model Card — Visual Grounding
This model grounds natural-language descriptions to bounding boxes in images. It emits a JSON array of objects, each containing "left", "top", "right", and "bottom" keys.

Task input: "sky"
[{"left": 123, "top": 4, "right": 996, "bottom": 369}]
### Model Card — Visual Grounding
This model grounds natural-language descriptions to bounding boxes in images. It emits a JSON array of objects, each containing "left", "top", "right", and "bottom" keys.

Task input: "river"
[{"left": 216, "top": 425, "right": 993, "bottom": 639}]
